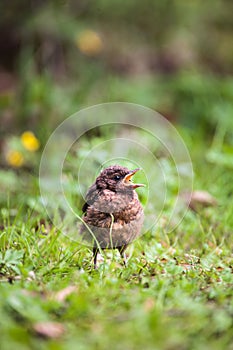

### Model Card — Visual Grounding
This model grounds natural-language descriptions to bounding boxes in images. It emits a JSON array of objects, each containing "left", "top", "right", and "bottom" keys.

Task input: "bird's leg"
[
  {"left": 93, "top": 247, "right": 99, "bottom": 269},
  {"left": 118, "top": 245, "right": 127, "bottom": 266}
]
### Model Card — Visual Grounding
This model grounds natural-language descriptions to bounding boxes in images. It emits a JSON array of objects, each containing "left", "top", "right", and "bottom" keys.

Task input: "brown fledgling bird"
[{"left": 80, "top": 165, "right": 144, "bottom": 268}]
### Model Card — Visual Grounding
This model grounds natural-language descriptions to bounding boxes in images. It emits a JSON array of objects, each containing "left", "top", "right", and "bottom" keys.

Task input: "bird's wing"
[{"left": 82, "top": 183, "right": 99, "bottom": 213}]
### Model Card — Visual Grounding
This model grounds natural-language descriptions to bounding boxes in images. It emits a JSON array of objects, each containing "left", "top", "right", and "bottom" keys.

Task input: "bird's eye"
[{"left": 114, "top": 175, "right": 121, "bottom": 180}]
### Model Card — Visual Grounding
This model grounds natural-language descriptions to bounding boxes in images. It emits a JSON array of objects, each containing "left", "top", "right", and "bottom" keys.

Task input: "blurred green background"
[{"left": 1, "top": 0, "right": 233, "bottom": 133}]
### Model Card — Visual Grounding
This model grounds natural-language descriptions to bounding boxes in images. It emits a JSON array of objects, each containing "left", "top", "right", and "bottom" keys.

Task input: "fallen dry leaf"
[
  {"left": 50, "top": 285, "right": 77, "bottom": 303},
  {"left": 144, "top": 297, "right": 155, "bottom": 312},
  {"left": 183, "top": 190, "right": 217, "bottom": 211},
  {"left": 33, "top": 322, "right": 65, "bottom": 338}
]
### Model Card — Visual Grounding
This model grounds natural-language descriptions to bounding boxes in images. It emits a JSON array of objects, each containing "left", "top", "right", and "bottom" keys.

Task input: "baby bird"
[{"left": 80, "top": 165, "right": 144, "bottom": 268}]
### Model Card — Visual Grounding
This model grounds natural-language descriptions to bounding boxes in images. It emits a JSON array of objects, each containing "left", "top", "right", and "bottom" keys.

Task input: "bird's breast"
[{"left": 91, "top": 189, "right": 138, "bottom": 213}]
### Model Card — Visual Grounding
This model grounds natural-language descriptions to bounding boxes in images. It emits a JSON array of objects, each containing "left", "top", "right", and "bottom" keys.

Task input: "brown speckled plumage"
[{"left": 80, "top": 165, "right": 144, "bottom": 268}]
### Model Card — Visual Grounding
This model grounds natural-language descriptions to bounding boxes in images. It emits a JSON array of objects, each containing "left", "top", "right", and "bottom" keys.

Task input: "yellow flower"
[
  {"left": 6, "top": 150, "right": 24, "bottom": 167},
  {"left": 21, "top": 131, "right": 40, "bottom": 152},
  {"left": 76, "top": 30, "right": 103, "bottom": 56}
]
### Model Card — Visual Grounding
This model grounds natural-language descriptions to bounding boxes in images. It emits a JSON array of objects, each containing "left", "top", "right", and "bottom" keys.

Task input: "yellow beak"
[{"left": 123, "top": 168, "right": 145, "bottom": 188}]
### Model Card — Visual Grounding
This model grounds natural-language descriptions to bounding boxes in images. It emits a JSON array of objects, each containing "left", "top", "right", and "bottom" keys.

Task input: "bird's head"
[{"left": 96, "top": 165, "right": 145, "bottom": 192}]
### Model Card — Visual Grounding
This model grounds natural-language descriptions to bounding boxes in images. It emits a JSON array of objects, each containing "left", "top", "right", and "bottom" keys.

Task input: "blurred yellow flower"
[
  {"left": 21, "top": 131, "right": 40, "bottom": 152},
  {"left": 76, "top": 30, "right": 103, "bottom": 56},
  {"left": 6, "top": 150, "right": 24, "bottom": 167}
]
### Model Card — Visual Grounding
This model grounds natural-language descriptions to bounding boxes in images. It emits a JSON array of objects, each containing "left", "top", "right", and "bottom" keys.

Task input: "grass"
[{"left": 0, "top": 129, "right": 233, "bottom": 350}]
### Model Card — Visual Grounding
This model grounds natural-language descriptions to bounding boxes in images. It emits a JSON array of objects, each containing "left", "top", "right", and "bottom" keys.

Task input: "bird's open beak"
[{"left": 123, "top": 168, "right": 145, "bottom": 189}]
